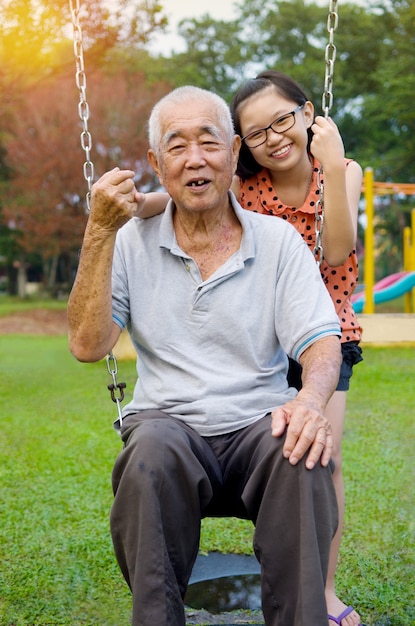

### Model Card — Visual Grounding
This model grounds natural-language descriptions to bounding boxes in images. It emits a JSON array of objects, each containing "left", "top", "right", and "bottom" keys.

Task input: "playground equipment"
[
  {"left": 403, "top": 209, "right": 415, "bottom": 312},
  {"left": 352, "top": 271, "right": 415, "bottom": 314},
  {"left": 360, "top": 168, "right": 415, "bottom": 314}
]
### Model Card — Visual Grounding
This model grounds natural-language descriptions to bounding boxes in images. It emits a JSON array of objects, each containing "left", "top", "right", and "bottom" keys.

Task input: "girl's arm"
[
  {"left": 310, "top": 117, "right": 362, "bottom": 267},
  {"left": 135, "top": 191, "right": 170, "bottom": 218}
]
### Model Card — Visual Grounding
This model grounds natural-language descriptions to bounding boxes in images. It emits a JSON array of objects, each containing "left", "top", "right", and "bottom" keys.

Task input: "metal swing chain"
[
  {"left": 106, "top": 353, "right": 127, "bottom": 431},
  {"left": 69, "top": 0, "right": 94, "bottom": 212},
  {"left": 69, "top": 0, "right": 126, "bottom": 431},
  {"left": 314, "top": 0, "right": 339, "bottom": 267}
]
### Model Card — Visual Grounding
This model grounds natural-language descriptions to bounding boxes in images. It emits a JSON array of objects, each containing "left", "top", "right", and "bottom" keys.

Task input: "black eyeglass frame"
[{"left": 242, "top": 104, "right": 305, "bottom": 148}]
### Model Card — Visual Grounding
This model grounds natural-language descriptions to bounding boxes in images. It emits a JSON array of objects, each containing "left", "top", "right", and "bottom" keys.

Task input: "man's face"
[{"left": 148, "top": 98, "right": 240, "bottom": 215}]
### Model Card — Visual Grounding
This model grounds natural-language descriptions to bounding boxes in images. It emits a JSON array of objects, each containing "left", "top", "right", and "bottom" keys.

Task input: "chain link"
[
  {"left": 321, "top": 0, "right": 338, "bottom": 119},
  {"left": 69, "top": 0, "right": 94, "bottom": 211},
  {"left": 314, "top": 0, "right": 339, "bottom": 267},
  {"left": 314, "top": 168, "right": 325, "bottom": 265}
]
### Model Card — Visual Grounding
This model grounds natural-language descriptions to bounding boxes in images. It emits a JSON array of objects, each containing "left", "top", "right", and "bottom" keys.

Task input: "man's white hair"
[{"left": 148, "top": 86, "right": 235, "bottom": 155}]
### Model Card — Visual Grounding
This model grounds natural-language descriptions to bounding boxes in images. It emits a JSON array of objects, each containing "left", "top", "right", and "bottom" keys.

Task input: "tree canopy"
[{"left": 0, "top": 0, "right": 414, "bottom": 293}]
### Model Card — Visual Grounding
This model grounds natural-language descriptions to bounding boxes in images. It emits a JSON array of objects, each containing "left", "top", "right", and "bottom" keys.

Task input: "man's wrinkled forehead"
[
  {"left": 163, "top": 124, "right": 223, "bottom": 145},
  {"left": 159, "top": 99, "right": 225, "bottom": 144}
]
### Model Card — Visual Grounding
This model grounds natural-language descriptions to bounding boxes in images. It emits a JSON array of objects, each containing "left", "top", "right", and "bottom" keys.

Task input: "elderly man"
[{"left": 68, "top": 86, "right": 341, "bottom": 626}]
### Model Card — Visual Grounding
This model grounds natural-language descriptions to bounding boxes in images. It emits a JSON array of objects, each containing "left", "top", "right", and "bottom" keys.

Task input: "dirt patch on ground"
[{"left": 0, "top": 309, "right": 68, "bottom": 335}]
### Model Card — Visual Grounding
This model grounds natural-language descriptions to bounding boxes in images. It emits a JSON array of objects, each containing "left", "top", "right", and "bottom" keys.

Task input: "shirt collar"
[{"left": 159, "top": 191, "right": 255, "bottom": 262}]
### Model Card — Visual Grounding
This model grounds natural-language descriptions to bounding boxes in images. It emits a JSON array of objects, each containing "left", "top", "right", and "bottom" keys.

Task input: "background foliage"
[{"left": 0, "top": 0, "right": 414, "bottom": 294}]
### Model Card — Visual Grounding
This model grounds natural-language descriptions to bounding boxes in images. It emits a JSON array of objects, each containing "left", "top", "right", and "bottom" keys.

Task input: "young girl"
[
  {"left": 230, "top": 70, "right": 363, "bottom": 626},
  {"left": 135, "top": 70, "right": 363, "bottom": 626}
]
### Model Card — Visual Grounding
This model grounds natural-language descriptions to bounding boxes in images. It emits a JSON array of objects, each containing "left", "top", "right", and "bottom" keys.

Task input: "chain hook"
[{"left": 106, "top": 352, "right": 126, "bottom": 433}]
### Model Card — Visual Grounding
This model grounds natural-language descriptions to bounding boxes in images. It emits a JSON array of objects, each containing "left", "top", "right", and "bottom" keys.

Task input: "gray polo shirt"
[{"left": 112, "top": 192, "right": 340, "bottom": 436}]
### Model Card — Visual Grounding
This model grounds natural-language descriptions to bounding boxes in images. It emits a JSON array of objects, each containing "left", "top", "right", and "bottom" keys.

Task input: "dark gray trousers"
[{"left": 110, "top": 410, "right": 338, "bottom": 626}]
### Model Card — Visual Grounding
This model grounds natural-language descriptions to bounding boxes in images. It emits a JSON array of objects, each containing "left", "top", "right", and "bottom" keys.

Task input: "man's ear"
[
  {"left": 231, "top": 134, "right": 242, "bottom": 174},
  {"left": 148, "top": 149, "right": 163, "bottom": 185},
  {"left": 303, "top": 101, "right": 315, "bottom": 128}
]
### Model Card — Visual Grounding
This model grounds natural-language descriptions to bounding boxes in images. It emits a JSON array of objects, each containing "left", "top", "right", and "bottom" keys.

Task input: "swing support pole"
[{"left": 363, "top": 167, "right": 375, "bottom": 314}]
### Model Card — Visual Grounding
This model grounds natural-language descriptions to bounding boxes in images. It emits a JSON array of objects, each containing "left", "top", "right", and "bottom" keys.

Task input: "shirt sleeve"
[
  {"left": 111, "top": 231, "right": 130, "bottom": 331},
  {"left": 273, "top": 232, "right": 341, "bottom": 361}
]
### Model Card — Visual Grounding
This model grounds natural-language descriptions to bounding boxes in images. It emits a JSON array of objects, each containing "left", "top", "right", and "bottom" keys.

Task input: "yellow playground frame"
[{"left": 362, "top": 168, "right": 415, "bottom": 314}]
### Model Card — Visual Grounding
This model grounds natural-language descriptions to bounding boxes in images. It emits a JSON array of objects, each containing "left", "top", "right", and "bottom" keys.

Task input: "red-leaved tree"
[{"left": 2, "top": 69, "right": 170, "bottom": 293}]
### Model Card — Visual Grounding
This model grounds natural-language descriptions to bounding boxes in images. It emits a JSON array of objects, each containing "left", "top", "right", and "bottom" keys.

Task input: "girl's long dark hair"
[{"left": 230, "top": 70, "right": 312, "bottom": 179}]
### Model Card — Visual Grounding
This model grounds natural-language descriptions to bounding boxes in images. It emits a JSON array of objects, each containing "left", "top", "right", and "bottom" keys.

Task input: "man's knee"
[
  {"left": 112, "top": 414, "right": 181, "bottom": 492},
  {"left": 120, "top": 410, "right": 175, "bottom": 446}
]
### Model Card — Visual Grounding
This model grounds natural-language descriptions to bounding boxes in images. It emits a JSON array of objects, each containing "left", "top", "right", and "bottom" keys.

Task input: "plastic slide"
[
  {"left": 351, "top": 272, "right": 406, "bottom": 303},
  {"left": 352, "top": 271, "right": 415, "bottom": 313}
]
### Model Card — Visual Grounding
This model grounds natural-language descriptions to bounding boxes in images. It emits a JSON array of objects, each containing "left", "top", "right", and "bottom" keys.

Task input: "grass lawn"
[
  {"left": 0, "top": 295, "right": 67, "bottom": 317},
  {"left": 0, "top": 331, "right": 414, "bottom": 625}
]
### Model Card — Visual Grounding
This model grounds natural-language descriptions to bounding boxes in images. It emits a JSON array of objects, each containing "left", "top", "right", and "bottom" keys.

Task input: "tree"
[
  {"left": 352, "top": 0, "right": 415, "bottom": 182},
  {"left": 0, "top": 0, "right": 169, "bottom": 295},
  {"left": 1, "top": 74, "right": 89, "bottom": 294},
  {"left": 1, "top": 69, "right": 170, "bottom": 295},
  {"left": 0, "top": 0, "right": 168, "bottom": 75},
  {"left": 235, "top": 0, "right": 328, "bottom": 104},
  {"left": 170, "top": 16, "right": 249, "bottom": 98}
]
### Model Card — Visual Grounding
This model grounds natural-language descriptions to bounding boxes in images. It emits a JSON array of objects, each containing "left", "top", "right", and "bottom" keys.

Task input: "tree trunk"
[
  {"left": 46, "top": 255, "right": 58, "bottom": 291},
  {"left": 17, "top": 257, "right": 27, "bottom": 298}
]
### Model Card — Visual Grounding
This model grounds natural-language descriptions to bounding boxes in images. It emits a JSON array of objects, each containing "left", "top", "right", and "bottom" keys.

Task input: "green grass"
[
  {"left": 0, "top": 328, "right": 414, "bottom": 625},
  {"left": 0, "top": 294, "right": 67, "bottom": 317}
]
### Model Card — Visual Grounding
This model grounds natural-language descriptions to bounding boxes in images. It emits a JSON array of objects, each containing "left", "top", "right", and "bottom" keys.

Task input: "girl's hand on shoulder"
[
  {"left": 310, "top": 116, "right": 345, "bottom": 169},
  {"left": 134, "top": 191, "right": 147, "bottom": 215},
  {"left": 133, "top": 191, "right": 170, "bottom": 219}
]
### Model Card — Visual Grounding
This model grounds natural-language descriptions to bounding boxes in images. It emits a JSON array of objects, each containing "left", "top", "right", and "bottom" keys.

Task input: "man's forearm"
[
  {"left": 298, "top": 335, "right": 342, "bottom": 412},
  {"left": 68, "top": 222, "right": 118, "bottom": 362},
  {"left": 68, "top": 168, "right": 138, "bottom": 362}
]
